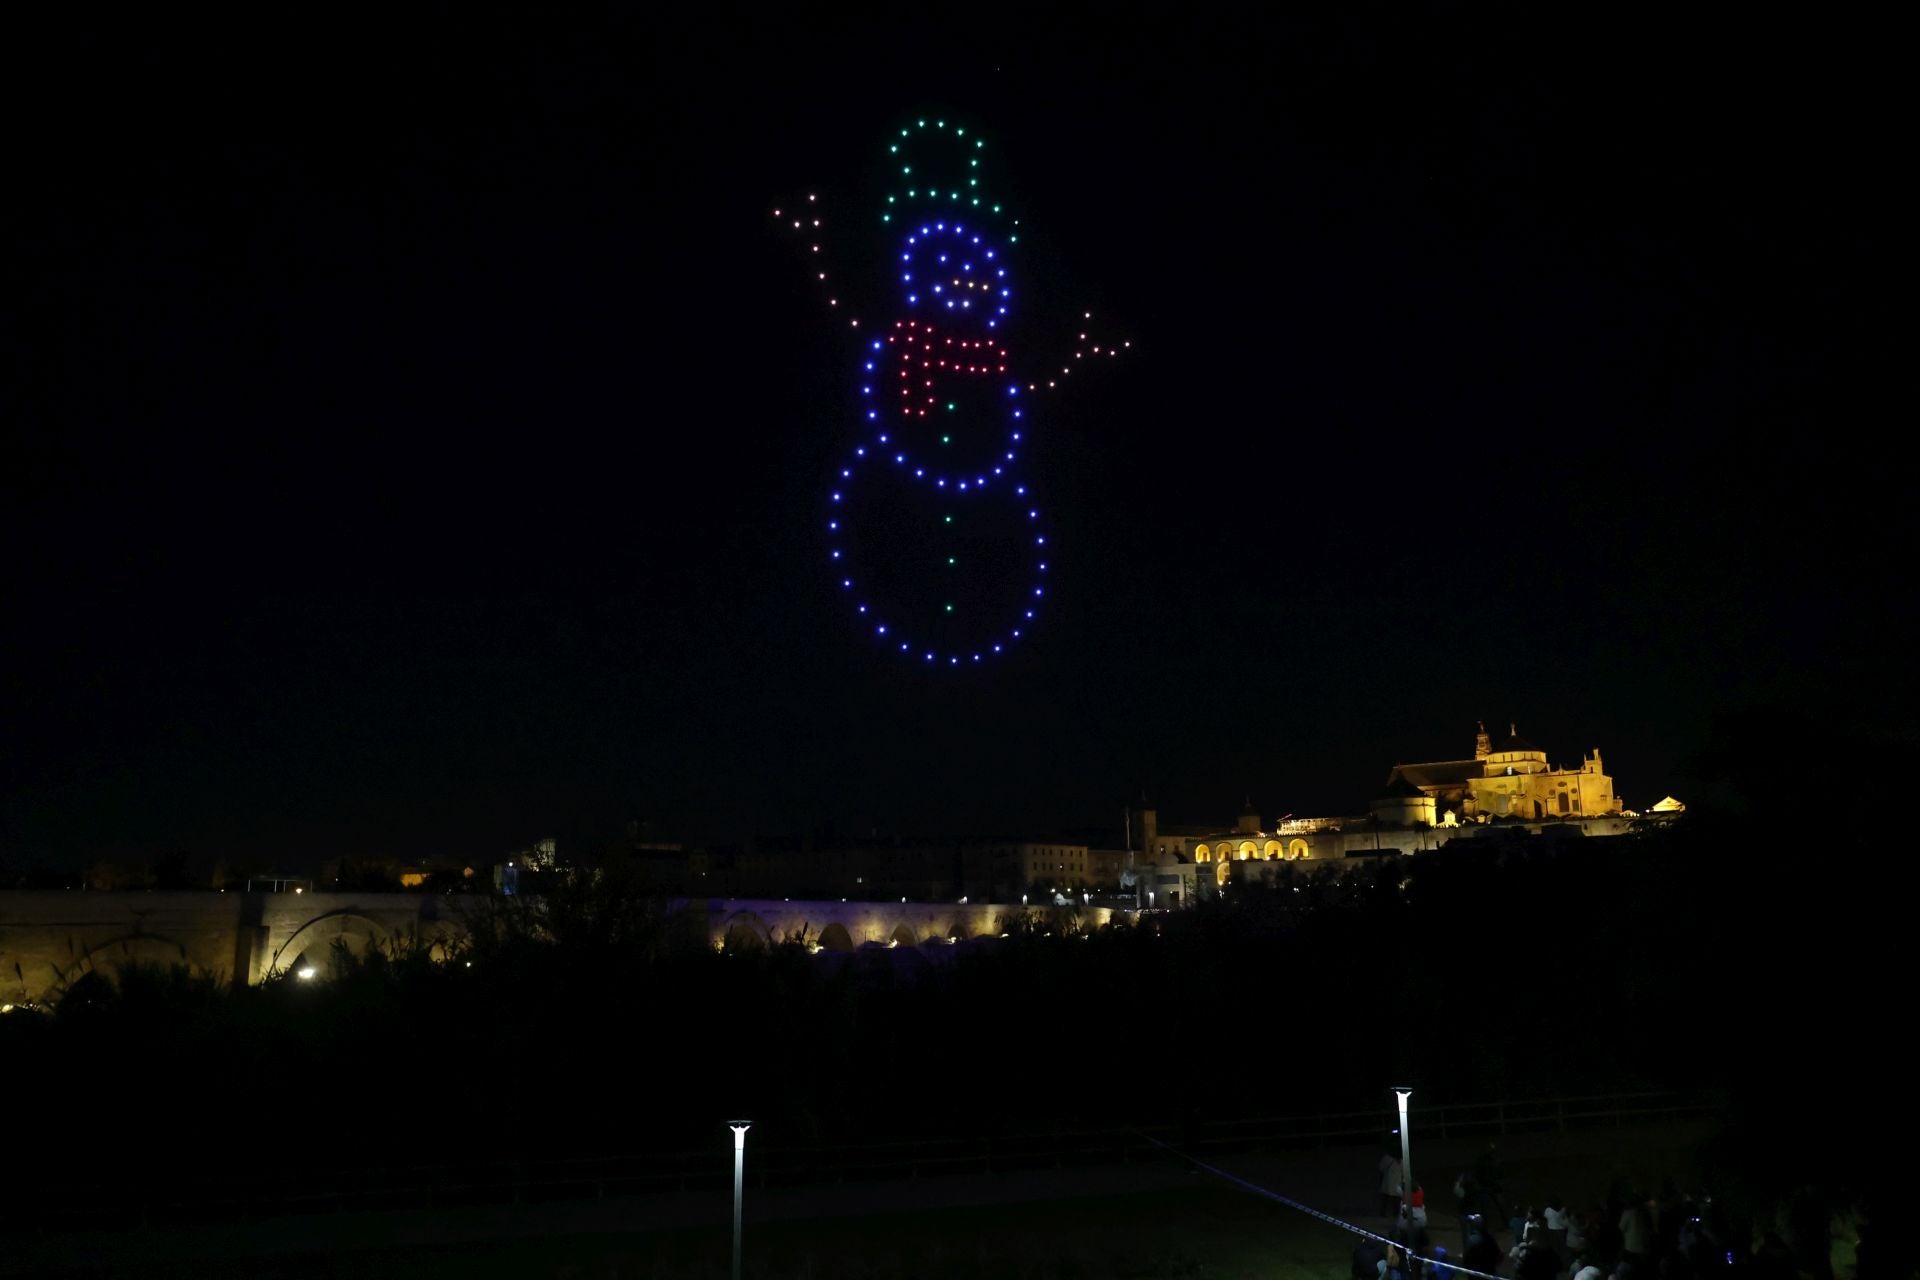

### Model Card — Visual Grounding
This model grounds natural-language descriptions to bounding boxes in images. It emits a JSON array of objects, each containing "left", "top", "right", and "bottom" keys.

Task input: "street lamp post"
[
  {"left": 1392, "top": 1087, "right": 1414, "bottom": 1225},
  {"left": 729, "top": 1121, "right": 751, "bottom": 1280}
]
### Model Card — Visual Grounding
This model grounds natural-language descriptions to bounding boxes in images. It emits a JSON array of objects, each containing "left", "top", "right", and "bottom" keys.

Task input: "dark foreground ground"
[{"left": 4, "top": 1121, "right": 1851, "bottom": 1280}]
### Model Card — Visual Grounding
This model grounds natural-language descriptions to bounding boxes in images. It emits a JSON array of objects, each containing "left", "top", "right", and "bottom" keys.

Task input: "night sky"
[{"left": 2, "top": 6, "right": 1903, "bottom": 872}]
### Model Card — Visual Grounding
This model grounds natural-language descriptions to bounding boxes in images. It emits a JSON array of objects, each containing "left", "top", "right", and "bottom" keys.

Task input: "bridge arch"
[
  {"left": 887, "top": 922, "right": 918, "bottom": 948},
  {"left": 816, "top": 922, "right": 855, "bottom": 953},
  {"left": 76, "top": 931, "right": 191, "bottom": 971},
  {"left": 55, "top": 932, "right": 196, "bottom": 995},
  {"left": 268, "top": 911, "right": 389, "bottom": 979},
  {"left": 719, "top": 911, "right": 773, "bottom": 951}
]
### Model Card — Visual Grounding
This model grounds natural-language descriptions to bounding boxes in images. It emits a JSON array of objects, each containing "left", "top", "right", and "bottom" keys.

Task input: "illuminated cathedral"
[
  {"left": 1378, "top": 722, "right": 1617, "bottom": 825},
  {"left": 1127, "top": 723, "right": 1666, "bottom": 899}
]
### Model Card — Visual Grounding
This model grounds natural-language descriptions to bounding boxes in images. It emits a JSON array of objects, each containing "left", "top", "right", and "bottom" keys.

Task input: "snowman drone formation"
[{"left": 774, "top": 117, "right": 1127, "bottom": 668}]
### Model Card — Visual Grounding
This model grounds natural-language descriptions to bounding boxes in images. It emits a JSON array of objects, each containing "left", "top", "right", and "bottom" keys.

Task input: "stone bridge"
[
  {"left": 0, "top": 892, "right": 1117, "bottom": 1005},
  {"left": 686, "top": 898, "right": 1115, "bottom": 952},
  {"left": 0, "top": 891, "right": 466, "bottom": 1005}
]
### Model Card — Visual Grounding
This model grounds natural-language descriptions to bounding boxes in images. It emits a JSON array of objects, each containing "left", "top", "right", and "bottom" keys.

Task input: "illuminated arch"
[
  {"left": 1289, "top": 838, "right": 1310, "bottom": 860},
  {"left": 418, "top": 924, "right": 466, "bottom": 964},
  {"left": 1264, "top": 840, "right": 1283, "bottom": 860},
  {"left": 56, "top": 932, "right": 195, "bottom": 995},
  {"left": 1237, "top": 841, "right": 1256, "bottom": 860},
  {"left": 1215, "top": 861, "right": 1230, "bottom": 887},
  {"left": 887, "top": 923, "right": 919, "bottom": 948},
  {"left": 268, "top": 911, "right": 387, "bottom": 979},
  {"left": 1194, "top": 844, "right": 1212, "bottom": 862},
  {"left": 816, "top": 923, "right": 856, "bottom": 953},
  {"left": 721, "top": 911, "right": 773, "bottom": 951},
  {"left": 993, "top": 909, "right": 1035, "bottom": 936},
  {"left": 77, "top": 931, "right": 190, "bottom": 971}
]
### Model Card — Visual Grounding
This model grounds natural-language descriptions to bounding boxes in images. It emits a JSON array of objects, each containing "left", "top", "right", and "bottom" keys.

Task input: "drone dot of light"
[{"left": 823, "top": 447, "right": 1047, "bottom": 667}]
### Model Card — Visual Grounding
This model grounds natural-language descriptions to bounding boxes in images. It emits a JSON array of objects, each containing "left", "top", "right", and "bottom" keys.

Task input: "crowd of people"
[{"left": 1353, "top": 1141, "right": 1876, "bottom": 1280}]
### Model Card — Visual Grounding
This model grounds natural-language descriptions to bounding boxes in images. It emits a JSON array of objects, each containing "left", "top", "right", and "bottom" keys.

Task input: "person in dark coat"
[
  {"left": 1463, "top": 1215, "right": 1504, "bottom": 1278},
  {"left": 1471, "top": 1142, "right": 1503, "bottom": 1195},
  {"left": 1454, "top": 1177, "right": 1482, "bottom": 1251}
]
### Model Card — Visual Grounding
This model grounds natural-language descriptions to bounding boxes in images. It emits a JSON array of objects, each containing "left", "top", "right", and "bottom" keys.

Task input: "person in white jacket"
[{"left": 1379, "top": 1150, "right": 1405, "bottom": 1217}]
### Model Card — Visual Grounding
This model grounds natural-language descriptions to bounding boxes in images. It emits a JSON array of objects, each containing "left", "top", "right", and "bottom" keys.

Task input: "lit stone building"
[
  {"left": 659, "top": 723, "right": 1650, "bottom": 902},
  {"left": 1131, "top": 801, "right": 1309, "bottom": 867},
  {"left": 1388, "top": 723, "right": 1618, "bottom": 823},
  {"left": 1125, "top": 723, "right": 1640, "bottom": 892},
  {"left": 959, "top": 841, "right": 1096, "bottom": 900}
]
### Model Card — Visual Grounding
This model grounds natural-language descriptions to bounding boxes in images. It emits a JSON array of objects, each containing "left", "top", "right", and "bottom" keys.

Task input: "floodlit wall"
[
  {"left": 0, "top": 892, "right": 1116, "bottom": 1006},
  {"left": 0, "top": 891, "right": 469, "bottom": 1006},
  {"left": 699, "top": 898, "right": 1115, "bottom": 950}
]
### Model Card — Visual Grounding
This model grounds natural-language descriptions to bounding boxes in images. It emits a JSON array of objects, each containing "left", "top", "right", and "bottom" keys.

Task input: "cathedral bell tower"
[{"left": 1474, "top": 721, "right": 1491, "bottom": 761}]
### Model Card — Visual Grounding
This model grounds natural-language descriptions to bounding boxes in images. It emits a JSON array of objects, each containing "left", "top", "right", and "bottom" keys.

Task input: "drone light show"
[{"left": 776, "top": 118, "right": 1126, "bottom": 667}]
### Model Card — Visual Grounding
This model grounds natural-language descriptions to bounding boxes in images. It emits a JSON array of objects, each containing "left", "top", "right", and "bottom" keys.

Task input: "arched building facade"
[{"left": 1125, "top": 723, "right": 1634, "bottom": 893}]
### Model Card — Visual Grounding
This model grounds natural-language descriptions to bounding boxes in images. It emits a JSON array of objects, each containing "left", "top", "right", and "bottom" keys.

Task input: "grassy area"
[
  {"left": 89, "top": 1184, "right": 1358, "bottom": 1280},
  {"left": 584, "top": 1185, "right": 1352, "bottom": 1280},
  {"left": 56, "top": 1121, "right": 1810, "bottom": 1280}
]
